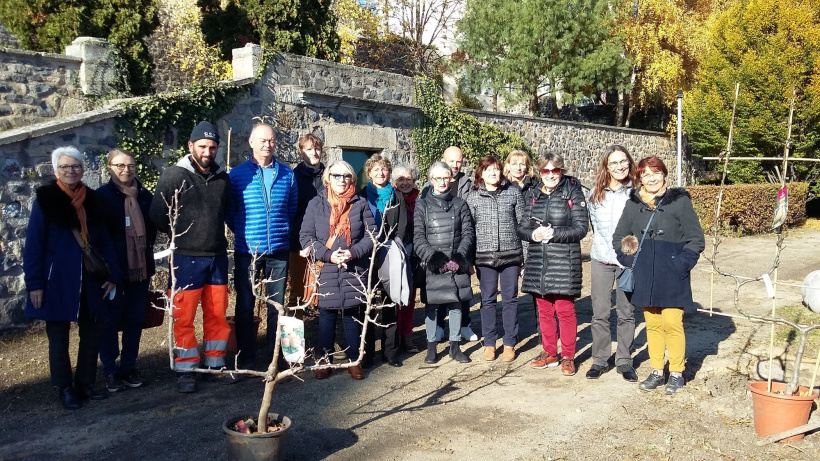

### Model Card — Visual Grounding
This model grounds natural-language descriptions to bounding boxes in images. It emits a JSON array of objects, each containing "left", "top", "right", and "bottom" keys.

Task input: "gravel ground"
[{"left": 1, "top": 227, "right": 820, "bottom": 460}]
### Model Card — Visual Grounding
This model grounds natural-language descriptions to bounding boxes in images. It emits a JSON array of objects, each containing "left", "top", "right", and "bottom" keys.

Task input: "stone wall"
[
  {"left": 0, "top": 47, "right": 688, "bottom": 330},
  {"left": 0, "top": 23, "right": 19, "bottom": 48},
  {"left": 466, "top": 109, "right": 694, "bottom": 187},
  {"left": 219, "top": 49, "right": 417, "bottom": 168},
  {"left": 0, "top": 48, "right": 85, "bottom": 131}
]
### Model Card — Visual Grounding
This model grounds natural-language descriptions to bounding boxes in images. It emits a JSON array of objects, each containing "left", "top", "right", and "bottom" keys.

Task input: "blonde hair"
[
  {"left": 322, "top": 160, "right": 357, "bottom": 186},
  {"left": 503, "top": 150, "right": 533, "bottom": 178},
  {"left": 107, "top": 148, "right": 135, "bottom": 165}
]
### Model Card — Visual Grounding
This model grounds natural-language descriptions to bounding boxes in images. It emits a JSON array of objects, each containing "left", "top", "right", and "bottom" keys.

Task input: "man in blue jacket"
[{"left": 227, "top": 123, "right": 298, "bottom": 368}]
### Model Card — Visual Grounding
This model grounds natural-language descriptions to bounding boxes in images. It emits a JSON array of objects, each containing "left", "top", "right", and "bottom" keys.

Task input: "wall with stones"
[
  {"left": 0, "top": 48, "right": 690, "bottom": 330},
  {"left": 219, "top": 51, "right": 417, "bottom": 169},
  {"left": 0, "top": 48, "right": 85, "bottom": 131},
  {"left": 465, "top": 109, "right": 695, "bottom": 187},
  {"left": 0, "top": 23, "right": 19, "bottom": 48}
]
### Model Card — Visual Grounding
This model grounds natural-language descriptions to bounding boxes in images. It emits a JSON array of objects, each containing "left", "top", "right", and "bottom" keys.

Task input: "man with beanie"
[
  {"left": 227, "top": 123, "right": 297, "bottom": 369},
  {"left": 149, "top": 121, "right": 233, "bottom": 393}
]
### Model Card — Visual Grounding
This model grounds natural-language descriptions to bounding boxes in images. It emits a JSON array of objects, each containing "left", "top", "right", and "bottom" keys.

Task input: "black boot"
[
  {"left": 58, "top": 387, "right": 81, "bottom": 410},
  {"left": 424, "top": 342, "right": 438, "bottom": 364},
  {"left": 449, "top": 342, "right": 471, "bottom": 363}
]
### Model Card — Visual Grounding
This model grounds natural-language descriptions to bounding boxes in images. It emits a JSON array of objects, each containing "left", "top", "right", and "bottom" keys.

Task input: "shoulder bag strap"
[
  {"left": 630, "top": 197, "right": 664, "bottom": 270},
  {"left": 71, "top": 228, "right": 88, "bottom": 251}
]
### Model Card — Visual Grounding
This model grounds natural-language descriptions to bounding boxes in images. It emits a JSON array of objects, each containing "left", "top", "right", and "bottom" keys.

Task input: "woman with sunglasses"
[
  {"left": 97, "top": 148, "right": 157, "bottom": 392},
  {"left": 300, "top": 160, "right": 376, "bottom": 380},
  {"left": 518, "top": 152, "right": 588, "bottom": 376},
  {"left": 24, "top": 146, "right": 120, "bottom": 409},
  {"left": 585, "top": 145, "right": 639, "bottom": 381},
  {"left": 612, "top": 156, "right": 704, "bottom": 395}
]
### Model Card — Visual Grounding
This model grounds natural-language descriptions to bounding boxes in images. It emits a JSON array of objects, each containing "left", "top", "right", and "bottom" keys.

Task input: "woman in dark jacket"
[
  {"left": 414, "top": 161, "right": 475, "bottom": 365},
  {"left": 518, "top": 152, "right": 588, "bottom": 377},
  {"left": 612, "top": 156, "right": 704, "bottom": 395},
  {"left": 466, "top": 156, "right": 525, "bottom": 362},
  {"left": 357, "top": 154, "right": 407, "bottom": 367},
  {"left": 97, "top": 148, "right": 157, "bottom": 392},
  {"left": 24, "top": 146, "right": 120, "bottom": 410},
  {"left": 300, "top": 160, "right": 376, "bottom": 380},
  {"left": 504, "top": 149, "right": 538, "bottom": 194},
  {"left": 393, "top": 164, "right": 421, "bottom": 353}
]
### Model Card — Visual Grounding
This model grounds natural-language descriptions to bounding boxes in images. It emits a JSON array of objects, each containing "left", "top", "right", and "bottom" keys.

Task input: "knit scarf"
[
  {"left": 57, "top": 180, "right": 89, "bottom": 243},
  {"left": 639, "top": 186, "right": 667, "bottom": 210},
  {"left": 403, "top": 188, "right": 420, "bottom": 226},
  {"left": 328, "top": 185, "right": 356, "bottom": 245},
  {"left": 114, "top": 180, "right": 148, "bottom": 281},
  {"left": 365, "top": 181, "right": 394, "bottom": 230}
]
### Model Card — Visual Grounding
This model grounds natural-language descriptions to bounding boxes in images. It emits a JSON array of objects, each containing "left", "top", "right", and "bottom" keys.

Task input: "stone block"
[
  {"left": 6, "top": 74, "right": 27, "bottom": 83},
  {"left": 32, "top": 83, "right": 54, "bottom": 96},
  {"left": 35, "top": 103, "right": 56, "bottom": 117},
  {"left": 0, "top": 104, "right": 11, "bottom": 115},
  {"left": 232, "top": 44, "right": 263, "bottom": 81},
  {"left": 65, "top": 37, "right": 118, "bottom": 95},
  {"left": 2, "top": 201, "right": 22, "bottom": 219},
  {"left": 0, "top": 82, "right": 11, "bottom": 92}
]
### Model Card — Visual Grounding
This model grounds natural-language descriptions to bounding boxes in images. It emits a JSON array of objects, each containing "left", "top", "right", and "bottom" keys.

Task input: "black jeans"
[
  {"left": 46, "top": 292, "right": 103, "bottom": 389},
  {"left": 364, "top": 302, "right": 399, "bottom": 362}
]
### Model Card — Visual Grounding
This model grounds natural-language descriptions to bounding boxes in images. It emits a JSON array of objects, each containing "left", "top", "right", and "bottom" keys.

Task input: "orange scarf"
[
  {"left": 57, "top": 180, "right": 89, "bottom": 243},
  {"left": 327, "top": 186, "right": 355, "bottom": 245},
  {"left": 114, "top": 181, "right": 147, "bottom": 281}
]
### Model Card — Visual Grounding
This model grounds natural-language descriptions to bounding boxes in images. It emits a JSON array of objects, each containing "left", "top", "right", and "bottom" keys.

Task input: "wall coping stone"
[
  {"left": 0, "top": 46, "right": 83, "bottom": 64},
  {"left": 460, "top": 108, "right": 671, "bottom": 138},
  {"left": 275, "top": 52, "right": 416, "bottom": 85},
  {"left": 284, "top": 88, "right": 418, "bottom": 114},
  {"left": 0, "top": 107, "right": 121, "bottom": 145}
]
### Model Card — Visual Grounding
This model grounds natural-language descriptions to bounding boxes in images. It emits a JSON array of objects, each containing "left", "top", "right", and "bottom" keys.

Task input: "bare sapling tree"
[
  {"left": 703, "top": 85, "right": 820, "bottom": 396},
  {"left": 152, "top": 188, "right": 402, "bottom": 433}
]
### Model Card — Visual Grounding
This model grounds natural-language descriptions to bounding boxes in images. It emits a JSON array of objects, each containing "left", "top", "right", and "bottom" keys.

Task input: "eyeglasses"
[
  {"left": 330, "top": 173, "right": 353, "bottom": 182},
  {"left": 58, "top": 164, "right": 83, "bottom": 172},
  {"left": 430, "top": 177, "right": 451, "bottom": 183},
  {"left": 110, "top": 163, "right": 136, "bottom": 171},
  {"left": 540, "top": 167, "right": 562, "bottom": 175},
  {"left": 641, "top": 171, "right": 664, "bottom": 180},
  {"left": 607, "top": 159, "right": 630, "bottom": 169}
]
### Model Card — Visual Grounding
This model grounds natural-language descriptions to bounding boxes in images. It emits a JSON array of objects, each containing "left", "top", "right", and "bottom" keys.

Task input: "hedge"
[{"left": 687, "top": 183, "right": 808, "bottom": 235}]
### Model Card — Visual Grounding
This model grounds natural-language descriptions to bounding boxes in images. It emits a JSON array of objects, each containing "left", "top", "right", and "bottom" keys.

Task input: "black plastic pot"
[{"left": 223, "top": 413, "right": 291, "bottom": 461}]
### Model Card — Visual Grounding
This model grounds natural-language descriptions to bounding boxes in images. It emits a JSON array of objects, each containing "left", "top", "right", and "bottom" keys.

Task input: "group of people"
[{"left": 24, "top": 119, "right": 705, "bottom": 411}]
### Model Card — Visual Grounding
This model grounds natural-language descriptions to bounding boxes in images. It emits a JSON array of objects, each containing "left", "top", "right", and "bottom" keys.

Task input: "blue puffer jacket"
[
  {"left": 300, "top": 190, "right": 376, "bottom": 309},
  {"left": 228, "top": 159, "right": 298, "bottom": 254},
  {"left": 24, "top": 181, "right": 122, "bottom": 321}
]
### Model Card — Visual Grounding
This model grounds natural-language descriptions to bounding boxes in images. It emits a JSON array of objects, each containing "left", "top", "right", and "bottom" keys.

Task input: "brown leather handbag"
[
  {"left": 302, "top": 235, "right": 335, "bottom": 306},
  {"left": 71, "top": 229, "right": 111, "bottom": 281}
]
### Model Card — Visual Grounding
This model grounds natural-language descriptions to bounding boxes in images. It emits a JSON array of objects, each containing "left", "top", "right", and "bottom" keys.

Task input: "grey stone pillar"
[
  {"left": 232, "top": 44, "right": 263, "bottom": 81},
  {"left": 65, "top": 37, "right": 117, "bottom": 95}
]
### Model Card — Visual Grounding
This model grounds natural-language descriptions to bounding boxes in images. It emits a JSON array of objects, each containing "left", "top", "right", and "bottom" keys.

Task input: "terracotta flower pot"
[
  {"left": 748, "top": 381, "right": 818, "bottom": 443},
  {"left": 223, "top": 413, "right": 291, "bottom": 461},
  {"left": 226, "top": 315, "right": 262, "bottom": 353}
]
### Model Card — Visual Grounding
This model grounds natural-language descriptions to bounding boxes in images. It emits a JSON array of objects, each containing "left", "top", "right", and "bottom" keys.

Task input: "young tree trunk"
[{"left": 616, "top": 89, "right": 626, "bottom": 127}]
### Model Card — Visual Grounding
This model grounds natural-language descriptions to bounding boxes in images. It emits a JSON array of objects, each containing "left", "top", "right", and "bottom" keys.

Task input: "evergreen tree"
[
  {"left": 0, "top": 0, "right": 159, "bottom": 95},
  {"left": 459, "top": 0, "right": 631, "bottom": 116}
]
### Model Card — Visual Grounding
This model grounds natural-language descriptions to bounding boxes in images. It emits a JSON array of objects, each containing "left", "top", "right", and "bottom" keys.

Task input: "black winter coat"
[
  {"left": 24, "top": 181, "right": 121, "bottom": 321},
  {"left": 97, "top": 178, "right": 157, "bottom": 281},
  {"left": 290, "top": 162, "right": 325, "bottom": 249},
  {"left": 300, "top": 190, "right": 376, "bottom": 309},
  {"left": 518, "top": 176, "right": 589, "bottom": 298},
  {"left": 413, "top": 191, "right": 475, "bottom": 305},
  {"left": 612, "top": 187, "right": 705, "bottom": 310},
  {"left": 356, "top": 187, "right": 407, "bottom": 243}
]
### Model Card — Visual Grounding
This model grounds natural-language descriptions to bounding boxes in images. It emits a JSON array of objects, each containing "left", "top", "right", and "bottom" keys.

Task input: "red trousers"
[{"left": 534, "top": 294, "right": 577, "bottom": 358}]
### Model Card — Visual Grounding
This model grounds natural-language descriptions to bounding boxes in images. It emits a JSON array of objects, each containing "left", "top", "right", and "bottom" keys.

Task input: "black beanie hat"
[{"left": 189, "top": 121, "right": 220, "bottom": 144}]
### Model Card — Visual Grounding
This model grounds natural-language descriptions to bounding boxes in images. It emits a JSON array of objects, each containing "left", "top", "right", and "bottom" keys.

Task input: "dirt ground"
[{"left": 2, "top": 227, "right": 820, "bottom": 460}]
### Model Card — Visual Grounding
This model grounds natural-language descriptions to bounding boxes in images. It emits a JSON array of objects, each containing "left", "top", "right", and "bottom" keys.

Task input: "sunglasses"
[
  {"left": 540, "top": 167, "right": 562, "bottom": 175},
  {"left": 330, "top": 173, "right": 353, "bottom": 182}
]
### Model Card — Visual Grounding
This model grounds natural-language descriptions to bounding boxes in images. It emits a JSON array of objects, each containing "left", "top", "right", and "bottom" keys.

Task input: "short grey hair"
[
  {"left": 51, "top": 146, "right": 83, "bottom": 172},
  {"left": 392, "top": 163, "right": 418, "bottom": 182},
  {"left": 427, "top": 161, "right": 452, "bottom": 180}
]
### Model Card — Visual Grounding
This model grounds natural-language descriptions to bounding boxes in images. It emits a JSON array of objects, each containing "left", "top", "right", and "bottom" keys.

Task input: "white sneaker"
[
  {"left": 460, "top": 326, "right": 479, "bottom": 341},
  {"left": 434, "top": 326, "right": 444, "bottom": 342}
]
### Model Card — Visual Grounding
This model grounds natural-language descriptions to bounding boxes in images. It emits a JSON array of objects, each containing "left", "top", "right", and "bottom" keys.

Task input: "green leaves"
[{"left": 412, "top": 77, "right": 534, "bottom": 180}]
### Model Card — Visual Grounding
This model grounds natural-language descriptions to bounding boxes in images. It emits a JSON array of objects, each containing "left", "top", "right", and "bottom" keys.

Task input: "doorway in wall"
[{"left": 342, "top": 149, "right": 380, "bottom": 190}]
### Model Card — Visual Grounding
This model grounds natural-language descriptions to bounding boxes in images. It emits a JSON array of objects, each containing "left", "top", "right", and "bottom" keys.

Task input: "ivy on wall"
[
  {"left": 412, "top": 76, "right": 534, "bottom": 181},
  {"left": 114, "top": 51, "right": 273, "bottom": 190}
]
